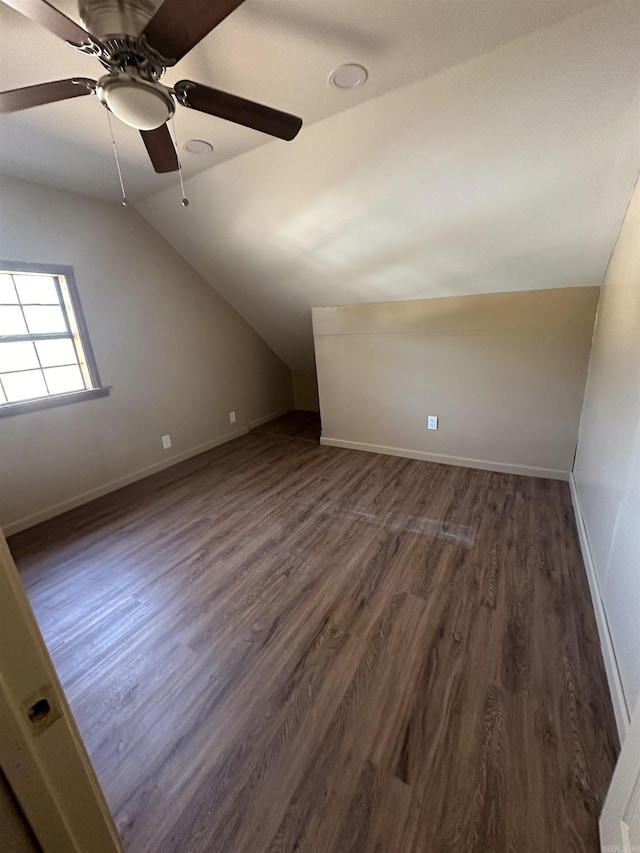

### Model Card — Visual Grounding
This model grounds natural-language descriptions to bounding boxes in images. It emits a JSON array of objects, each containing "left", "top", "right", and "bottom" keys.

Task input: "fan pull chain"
[
  {"left": 171, "top": 117, "right": 189, "bottom": 207},
  {"left": 106, "top": 111, "right": 128, "bottom": 206}
]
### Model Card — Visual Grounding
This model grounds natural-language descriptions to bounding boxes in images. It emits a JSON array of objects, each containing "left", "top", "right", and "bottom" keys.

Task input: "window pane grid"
[
  {"left": 0, "top": 363, "right": 77, "bottom": 375},
  {"left": 23, "top": 312, "right": 52, "bottom": 397},
  {"left": 16, "top": 288, "right": 32, "bottom": 340},
  {"left": 0, "top": 268, "right": 94, "bottom": 406},
  {"left": 2, "top": 332, "right": 74, "bottom": 342}
]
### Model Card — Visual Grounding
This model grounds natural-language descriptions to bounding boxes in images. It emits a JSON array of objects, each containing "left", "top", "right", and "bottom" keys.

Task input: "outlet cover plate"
[
  {"left": 162, "top": 434, "right": 172, "bottom": 449},
  {"left": 229, "top": 411, "right": 236, "bottom": 424},
  {"left": 428, "top": 416, "right": 438, "bottom": 431}
]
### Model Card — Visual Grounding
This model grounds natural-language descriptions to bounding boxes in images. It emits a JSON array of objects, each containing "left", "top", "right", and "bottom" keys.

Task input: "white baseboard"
[
  {"left": 2, "top": 426, "right": 249, "bottom": 537},
  {"left": 569, "top": 473, "right": 629, "bottom": 743},
  {"left": 248, "top": 406, "right": 294, "bottom": 430},
  {"left": 320, "top": 437, "right": 569, "bottom": 481},
  {"left": 4, "top": 407, "right": 296, "bottom": 537}
]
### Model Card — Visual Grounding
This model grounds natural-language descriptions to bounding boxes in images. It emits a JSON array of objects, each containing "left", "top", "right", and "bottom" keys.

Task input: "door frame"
[{"left": 0, "top": 532, "right": 121, "bottom": 852}]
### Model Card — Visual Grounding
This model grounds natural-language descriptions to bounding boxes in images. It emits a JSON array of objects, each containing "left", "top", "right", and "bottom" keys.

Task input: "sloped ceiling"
[
  {"left": 138, "top": 2, "right": 640, "bottom": 369},
  {"left": 1, "top": 2, "right": 639, "bottom": 371},
  {"left": 0, "top": 0, "right": 604, "bottom": 200}
]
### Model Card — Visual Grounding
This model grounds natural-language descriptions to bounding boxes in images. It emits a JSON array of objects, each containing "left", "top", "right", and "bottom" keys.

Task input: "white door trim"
[{"left": 0, "top": 532, "right": 121, "bottom": 852}]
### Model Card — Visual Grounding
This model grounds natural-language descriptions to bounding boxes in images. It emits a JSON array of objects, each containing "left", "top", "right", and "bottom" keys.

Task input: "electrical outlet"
[
  {"left": 162, "top": 434, "right": 172, "bottom": 450},
  {"left": 428, "top": 416, "right": 438, "bottom": 431},
  {"left": 229, "top": 411, "right": 236, "bottom": 424}
]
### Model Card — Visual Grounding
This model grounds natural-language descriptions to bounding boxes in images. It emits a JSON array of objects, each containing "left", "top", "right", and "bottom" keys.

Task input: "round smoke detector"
[
  {"left": 328, "top": 63, "right": 368, "bottom": 89},
  {"left": 182, "top": 139, "right": 214, "bottom": 155}
]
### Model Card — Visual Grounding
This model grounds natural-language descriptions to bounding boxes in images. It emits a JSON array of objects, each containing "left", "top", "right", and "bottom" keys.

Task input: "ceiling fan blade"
[
  {"left": 0, "top": 79, "right": 95, "bottom": 114},
  {"left": 140, "top": 125, "right": 179, "bottom": 173},
  {"left": 2, "top": 0, "right": 92, "bottom": 45},
  {"left": 143, "top": 0, "right": 246, "bottom": 61},
  {"left": 176, "top": 81, "right": 303, "bottom": 141}
]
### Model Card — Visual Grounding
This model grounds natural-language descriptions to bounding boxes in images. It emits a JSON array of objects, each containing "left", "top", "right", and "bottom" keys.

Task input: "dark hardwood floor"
[{"left": 9, "top": 411, "right": 617, "bottom": 853}]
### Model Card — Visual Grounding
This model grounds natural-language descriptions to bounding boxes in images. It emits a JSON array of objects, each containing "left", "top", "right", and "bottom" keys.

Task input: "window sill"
[{"left": 0, "top": 386, "right": 110, "bottom": 418}]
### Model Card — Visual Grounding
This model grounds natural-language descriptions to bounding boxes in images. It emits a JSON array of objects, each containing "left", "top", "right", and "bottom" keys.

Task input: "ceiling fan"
[{"left": 0, "top": 0, "right": 304, "bottom": 174}]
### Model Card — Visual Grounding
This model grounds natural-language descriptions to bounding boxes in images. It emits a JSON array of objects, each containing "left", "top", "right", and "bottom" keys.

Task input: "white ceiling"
[
  {"left": 1, "top": 1, "right": 639, "bottom": 370},
  {"left": 0, "top": 0, "right": 607, "bottom": 199},
  {"left": 138, "top": 1, "right": 640, "bottom": 369}
]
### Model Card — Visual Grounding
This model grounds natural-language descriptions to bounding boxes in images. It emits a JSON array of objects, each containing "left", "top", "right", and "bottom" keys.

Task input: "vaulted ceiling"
[{"left": 2, "top": 1, "right": 639, "bottom": 369}]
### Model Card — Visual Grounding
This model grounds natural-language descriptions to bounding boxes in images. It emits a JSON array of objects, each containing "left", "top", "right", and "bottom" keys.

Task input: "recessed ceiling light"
[
  {"left": 182, "top": 139, "right": 214, "bottom": 155},
  {"left": 329, "top": 63, "right": 368, "bottom": 90}
]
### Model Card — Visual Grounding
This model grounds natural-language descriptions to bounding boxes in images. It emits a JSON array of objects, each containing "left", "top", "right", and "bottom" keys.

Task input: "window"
[{"left": 0, "top": 261, "right": 108, "bottom": 416}]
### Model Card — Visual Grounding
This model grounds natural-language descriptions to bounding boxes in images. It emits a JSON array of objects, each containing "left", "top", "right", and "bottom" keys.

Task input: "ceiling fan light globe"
[{"left": 97, "top": 76, "right": 174, "bottom": 131}]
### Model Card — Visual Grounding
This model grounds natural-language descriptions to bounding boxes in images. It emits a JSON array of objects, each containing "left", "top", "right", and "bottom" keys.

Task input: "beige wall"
[
  {"left": 314, "top": 287, "right": 599, "bottom": 478},
  {"left": 0, "top": 175, "right": 293, "bottom": 534},
  {"left": 137, "top": 2, "right": 640, "bottom": 371},
  {"left": 573, "top": 176, "right": 640, "bottom": 737},
  {"left": 292, "top": 369, "right": 320, "bottom": 412}
]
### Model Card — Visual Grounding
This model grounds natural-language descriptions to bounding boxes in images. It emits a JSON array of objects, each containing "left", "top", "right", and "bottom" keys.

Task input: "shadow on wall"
[{"left": 292, "top": 369, "right": 320, "bottom": 413}]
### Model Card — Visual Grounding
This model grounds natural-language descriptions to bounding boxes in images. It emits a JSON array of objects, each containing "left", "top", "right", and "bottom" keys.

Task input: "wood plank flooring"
[{"left": 9, "top": 411, "right": 618, "bottom": 853}]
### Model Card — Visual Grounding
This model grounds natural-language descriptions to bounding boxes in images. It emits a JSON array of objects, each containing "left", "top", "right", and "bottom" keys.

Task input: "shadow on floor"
[{"left": 250, "top": 410, "right": 321, "bottom": 444}]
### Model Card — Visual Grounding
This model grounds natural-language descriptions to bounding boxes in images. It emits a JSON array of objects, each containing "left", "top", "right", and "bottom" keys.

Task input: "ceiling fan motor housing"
[{"left": 79, "top": 0, "right": 159, "bottom": 41}]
